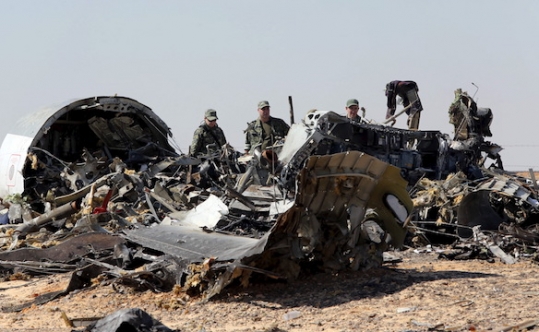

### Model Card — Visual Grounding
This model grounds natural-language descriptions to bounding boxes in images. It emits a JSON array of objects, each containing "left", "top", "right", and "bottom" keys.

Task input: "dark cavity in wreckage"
[{"left": 0, "top": 90, "right": 538, "bottom": 313}]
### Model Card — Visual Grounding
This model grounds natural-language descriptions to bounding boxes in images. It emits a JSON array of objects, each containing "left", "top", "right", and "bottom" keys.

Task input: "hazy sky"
[{"left": 1, "top": 1, "right": 538, "bottom": 171}]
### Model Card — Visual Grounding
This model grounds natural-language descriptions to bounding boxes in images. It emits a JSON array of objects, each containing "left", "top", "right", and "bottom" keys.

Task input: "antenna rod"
[{"left": 471, "top": 82, "right": 479, "bottom": 99}]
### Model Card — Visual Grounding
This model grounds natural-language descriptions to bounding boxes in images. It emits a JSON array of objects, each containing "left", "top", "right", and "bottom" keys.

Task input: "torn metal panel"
[
  {"left": 475, "top": 173, "right": 539, "bottom": 210},
  {"left": 254, "top": 152, "right": 412, "bottom": 272},
  {"left": 124, "top": 152, "right": 412, "bottom": 299},
  {"left": 278, "top": 96, "right": 539, "bottom": 263},
  {"left": 168, "top": 194, "right": 228, "bottom": 228},
  {"left": 0, "top": 232, "right": 124, "bottom": 263},
  {"left": 0, "top": 134, "right": 34, "bottom": 196},
  {"left": 410, "top": 168, "right": 539, "bottom": 247},
  {"left": 124, "top": 225, "right": 266, "bottom": 262},
  {"left": 452, "top": 171, "right": 539, "bottom": 238},
  {"left": 84, "top": 308, "right": 174, "bottom": 332},
  {"left": 81, "top": 308, "right": 175, "bottom": 332},
  {"left": 0, "top": 96, "right": 181, "bottom": 200},
  {"left": 228, "top": 184, "right": 285, "bottom": 214},
  {"left": 279, "top": 110, "right": 446, "bottom": 189},
  {"left": 2, "top": 85, "right": 537, "bottom": 308},
  {"left": 457, "top": 191, "right": 504, "bottom": 238},
  {"left": 15, "top": 96, "right": 175, "bottom": 153}
]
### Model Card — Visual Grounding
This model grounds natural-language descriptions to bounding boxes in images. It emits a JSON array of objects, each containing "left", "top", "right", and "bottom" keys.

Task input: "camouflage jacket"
[
  {"left": 190, "top": 124, "right": 227, "bottom": 156},
  {"left": 244, "top": 116, "right": 290, "bottom": 152}
]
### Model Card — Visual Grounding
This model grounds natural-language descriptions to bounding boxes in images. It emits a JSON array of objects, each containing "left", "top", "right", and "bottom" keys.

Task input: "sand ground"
[{"left": 1, "top": 249, "right": 538, "bottom": 332}]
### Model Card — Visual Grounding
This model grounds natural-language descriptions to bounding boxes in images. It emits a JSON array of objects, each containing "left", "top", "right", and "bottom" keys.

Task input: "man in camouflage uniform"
[
  {"left": 244, "top": 100, "right": 290, "bottom": 154},
  {"left": 345, "top": 98, "right": 363, "bottom": 123},
  {"left": 190, "top": 109, "right": 227, "bottom": 157}
]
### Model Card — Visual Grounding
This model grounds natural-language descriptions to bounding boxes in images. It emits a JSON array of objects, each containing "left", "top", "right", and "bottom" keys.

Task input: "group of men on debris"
[
  {"left": 189, "top": 80, "right": 423, "bottom": 157},
  {"left": 189, "top": 100, "right": 291, "bottom": 157}
]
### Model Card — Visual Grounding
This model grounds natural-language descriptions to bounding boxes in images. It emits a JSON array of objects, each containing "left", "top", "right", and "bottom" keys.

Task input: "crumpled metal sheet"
[
  {"left": 6, "top": 88, "right": 539, "bottom": 311},
  {"left": 124, "top": 225, "right": 266, "bottom": 262},
  {"left": 253, "top": 151, "right": 411, "bottom": 271},
  {"left": 0, "top": 232, "right": 124, "bottom": 263},
  {"left": 168, "top": 194, "right": 228, "bottom": 228},
  {"left": 457, "top": 191, "right": 504, "bottom": 238},
  {"left": 475, "top": 174, "right": 539, "bottom": 209},
  {"left": 82, "top": 308, "right": 175, "bottom": 332},
  {"left": 124, "top": 151, "right": 412, "bottom": 299}
]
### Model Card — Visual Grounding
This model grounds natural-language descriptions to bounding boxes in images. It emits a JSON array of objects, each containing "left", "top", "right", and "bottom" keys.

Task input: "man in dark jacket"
[
  {"left": 385, "top": 80, "right": 423, "bottom": 130},
  {"left": 345, "top": 98, "right": 364, "bottom": 123}
]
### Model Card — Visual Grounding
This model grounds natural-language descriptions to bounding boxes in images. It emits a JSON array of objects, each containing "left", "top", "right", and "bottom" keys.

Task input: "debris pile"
[{"left": 1, "top": 91, "right": 538, "bottom": 315}]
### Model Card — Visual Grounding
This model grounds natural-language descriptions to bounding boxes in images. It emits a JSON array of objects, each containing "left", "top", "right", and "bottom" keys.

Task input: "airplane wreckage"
[{"left": 0, "top": 91, "right": 538, "bottom": 315}]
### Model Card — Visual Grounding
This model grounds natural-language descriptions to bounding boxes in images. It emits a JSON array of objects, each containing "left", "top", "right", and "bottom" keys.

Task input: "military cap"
[
  {"left": 346, "top": 99, "right": 359, "bottom": 107},
  {"left": 258, "top": 100, "right": 270, "bottom": 109},
  {"left": 205, "top": 109, "right": 218, "bottom": 121}
]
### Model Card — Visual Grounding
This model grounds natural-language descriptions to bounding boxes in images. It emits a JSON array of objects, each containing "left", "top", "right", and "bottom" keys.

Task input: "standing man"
[
  {"left": 385, "top": 80, "right": 423, "bottom": 130},
  {"left": 345, "top": 98, "right": 363, "bottom": 123},
  {"left": 190, "top": 109, "right": 227, "bottom": 156},
  {"left": 244, "top": 100, "right": 290, "bottom": 154}
]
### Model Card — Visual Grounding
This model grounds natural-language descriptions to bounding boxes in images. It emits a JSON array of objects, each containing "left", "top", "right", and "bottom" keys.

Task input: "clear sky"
[{"left": 1, "top": 1, "right": 538, "bottom": 171}]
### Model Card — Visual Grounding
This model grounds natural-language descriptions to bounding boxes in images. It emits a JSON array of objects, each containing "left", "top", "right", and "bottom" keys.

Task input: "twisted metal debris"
[{"left": 0, "top": 90, "right": 538, "bottom": 314}]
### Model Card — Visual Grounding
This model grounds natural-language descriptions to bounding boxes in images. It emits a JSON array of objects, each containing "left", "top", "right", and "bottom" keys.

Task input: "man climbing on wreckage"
[
  {"left": 447, "top": 88, "right": 503, "bottom": 172},
  {"left": 385, "top": 80, "right": 423, "bottom": 130}
]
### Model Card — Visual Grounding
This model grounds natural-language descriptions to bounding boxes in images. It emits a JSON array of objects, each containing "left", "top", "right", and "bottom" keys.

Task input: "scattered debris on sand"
[{"left": 1, "top": 91, "right": 538, "bottom": 329}]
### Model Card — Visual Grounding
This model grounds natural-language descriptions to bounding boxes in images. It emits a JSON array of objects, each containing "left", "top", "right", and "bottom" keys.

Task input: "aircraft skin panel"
[
  {"left": 0, "top": 134, "right": 32, "bottom": 197},
  {"left": 27, "top": 96, "right": 173, "bottom": 149},
  {"left": 9, "top": 96, "right": 172, "bottom": 148},
  {"left": 0, "top": 96, "right": 179, "bottom": 197}
]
